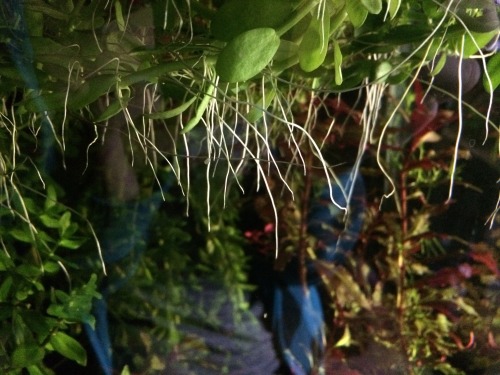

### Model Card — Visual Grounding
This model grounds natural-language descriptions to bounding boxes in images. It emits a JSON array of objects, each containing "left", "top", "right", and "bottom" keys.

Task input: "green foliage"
[
  {"left": 216, "top": 28, "right": 280, "bottom": 82},
  {"left": 0, "top": 0, "right": 498, "bottom": 373},
  {"left": 0, "top": 178, "right": 100, "bottom": 372}
]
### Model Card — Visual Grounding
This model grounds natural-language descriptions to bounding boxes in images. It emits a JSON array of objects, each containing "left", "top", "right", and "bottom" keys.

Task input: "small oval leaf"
[
  {"left": 50, "top": 331, "right": 87, "bottom": 366},
  {"left": 347, "top": 0, "right": 368, "bottom": 28},
  {"left": 299, "top": 15, "right": 330, "bottom": 72},
  {"left": 216, "top": 28, "right": 280, "bottom": 83}
]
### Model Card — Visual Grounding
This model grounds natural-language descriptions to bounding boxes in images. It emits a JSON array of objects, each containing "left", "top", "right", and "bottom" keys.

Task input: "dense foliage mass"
[{"left": 0, "top": 0, "right": 499, "bottom": 374}]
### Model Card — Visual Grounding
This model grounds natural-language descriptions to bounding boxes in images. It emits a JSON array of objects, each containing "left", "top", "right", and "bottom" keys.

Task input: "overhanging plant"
[{"left": 0, "top": 0, "right": 498, "bottom": 373}]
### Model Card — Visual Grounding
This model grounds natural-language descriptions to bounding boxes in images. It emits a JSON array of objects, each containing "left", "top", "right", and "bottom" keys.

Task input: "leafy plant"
[
  {"left": 0, "top": 179, "right": 101, "bottom": 373},
  {"left": 0, "top": 0, "right": 498, "bottom": 374}
]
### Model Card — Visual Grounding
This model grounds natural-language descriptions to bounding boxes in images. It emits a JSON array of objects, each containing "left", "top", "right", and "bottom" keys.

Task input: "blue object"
[
  {"left": 2, "top": 1, "right": 56, "bottom": 173},
  {"left": 272, "top": 169, "right": 365, "bottom": 374},
  {"left": 85, "top": 181, "right": 169, "bottom": 375}
]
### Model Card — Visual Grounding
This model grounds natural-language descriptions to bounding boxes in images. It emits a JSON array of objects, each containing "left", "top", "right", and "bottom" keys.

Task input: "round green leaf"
[
  {"left": 216, "top": 28, "right": 280, "bottom": 83},
  {"left": 211, "top": 0, "right": 292, "bottom": 41}
]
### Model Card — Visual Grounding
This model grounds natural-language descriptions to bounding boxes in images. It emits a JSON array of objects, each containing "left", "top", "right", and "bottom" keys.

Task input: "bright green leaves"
[
  {"left": 347, "top": 0, "right": 383, "bottom": 27},
  {"left": 361, "top": 0, "right": 383, "bottom": 15},
  {"left": 347, "top": 0, "right": 368, "bottom": 28},
  {"left": 484, "top": 52, "right": 500, "bottom": 93},
  {"left": 216, "top": 28, "right": 280, "bottom": 83},
  {"left": 211, "top": 0, "right": 292, "bottom": 41},
  {"left": 0, "top": 175, "right": 99, "bottom": 372},
  {"left": 299, "top": 14, "right": 330, "bottom": 72},
  {"left": 49, "top": 331, "right": 87, "bottom": 366}
]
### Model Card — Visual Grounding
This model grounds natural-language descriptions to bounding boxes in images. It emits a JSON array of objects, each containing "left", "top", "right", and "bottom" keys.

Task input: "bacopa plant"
[{"left": 0, "top": 0, "right": 498, "bottom": 374}]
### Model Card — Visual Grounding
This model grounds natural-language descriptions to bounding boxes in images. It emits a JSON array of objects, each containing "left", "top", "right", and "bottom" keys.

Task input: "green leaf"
[
  {"left": 182, "top": 83, "right": 215, "bottom": 133},
  {"left": 146, "top": 96, "right": 196, "bottom": 120},
  {"left": 455, "top": 0, "right": 500, "bottom": 33},
  {"left": 211, "top": 0, "right": 292, "bottom": 41},
  {"left": 448, "top": 29, "right": 498, "bottom": 57},
  {"left": 216, "top": 28, "right": 280, "bottom": 83},
  {"left": 361, "top": 0, "right": 383, "bottom": 14},
  {"left": 299, "top": 15, "right": 330, "bottom": 72},
  {"left": 0, "top": 276, "right": 13, "bottom": 300},
  {"left": 114, "top": 0, "right": 125, "bottom": 32},
  {"left": 374, "top": 61, "right": 392, "bottom": 82},
  {"left": 430, "top": 53, "right": 448, "bottom": 77},
  {"left": 59, "top": 211, "right": 71, "bottom": 235},
  {"left": 16, "top": 264, "right": 43, "bottom": 278},
  {"left": 347, "top": 0, "right": 368, "bottom": 28},
  {"left": 245, "top": 89, "right": 276, "bottom": 123},
  {"left": 58, "top": 238, "right": 84, "bottom": 249},
  {"left": 49, "top": 331, "right": 87, "bottom": 366},
  {"left": 11, "top": 344, "right": 45, "bottom": 368},
  {"left": 68, "top": 75, "right": 118, "bottom": 110},
  {"left": 333, "top": 41, "right": 343, "bottom": 85},
  {"left": 94, "top": 95, "right": 129, "bottom": 123},
  {"left": 484, "top": 52, "right": 500, "bottom": 93},
  {"left": 386, "top": 0, "right": 401, "bottom": 19},
  {"left": 20, "top": 310, "right": 58, "bottom": 344},
  {"left": 42, "top": 261, "right": 60, "bottom": 274},
  {"left": 10, "top": 229, "right": 33, "bottom": 243},
  {"left": 26, "top": 364, "right": 51, "bottom": 375},
  {"left": 39, "top": 214, "right": 61, "bottom": 229},
  {"left": 47, "top": 275, "right": 100, "bottom": 325},
  {"left": 44, "top": 185, "right": 57, "bottom": 210}
]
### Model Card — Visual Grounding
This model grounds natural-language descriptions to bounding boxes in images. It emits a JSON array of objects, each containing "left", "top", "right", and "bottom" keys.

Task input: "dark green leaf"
[
  {"left": 20, "top": 310, "right": 58, "bottom": 344},
  {"left": 11, "top": 344, "right": 45, "bottom": 368},
  {"left": 0, "top": 276, "right": 13, "bottom": 300},
  {"left": 211, "top": 0, "right": 292, "bottom": 41},
  {"left": 16, "top": 264, "right": 43, "bottom": 278},
  {"left": 456, "top": 0, "right": 500, "bottom": 33}
]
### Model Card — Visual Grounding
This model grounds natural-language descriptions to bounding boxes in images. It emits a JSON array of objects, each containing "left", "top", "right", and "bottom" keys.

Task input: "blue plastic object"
[{"left": 272, "top": 169, "right": 365, "bottom": 374}]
